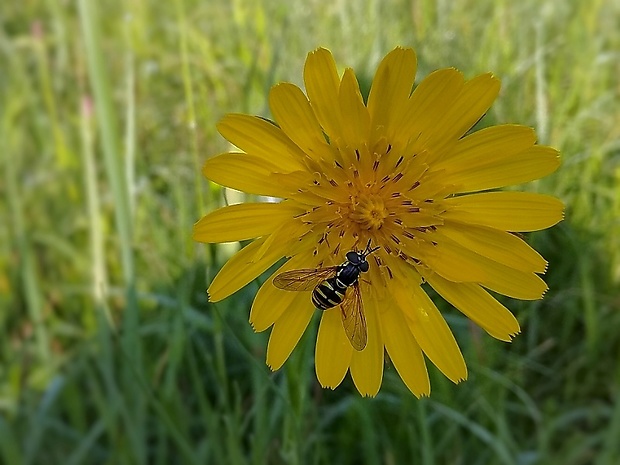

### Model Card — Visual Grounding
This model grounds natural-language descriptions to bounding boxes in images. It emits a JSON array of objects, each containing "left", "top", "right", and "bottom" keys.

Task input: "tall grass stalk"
[{"left": 78, "top": 0, "right": 144, "bottom": 461}]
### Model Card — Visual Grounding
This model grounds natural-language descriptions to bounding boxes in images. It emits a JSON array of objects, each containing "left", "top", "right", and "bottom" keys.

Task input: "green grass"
[{"left": 1, "top": 0, "right": 619, "bottom": 463}]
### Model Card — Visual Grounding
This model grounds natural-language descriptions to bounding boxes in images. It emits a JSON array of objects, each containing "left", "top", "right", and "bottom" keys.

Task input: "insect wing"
[
  {"left": 273, "top": 267, "right": 339, "bottom": 291},
  {"left": 340, "top": 283, "right": 368, "bottom": 351}
]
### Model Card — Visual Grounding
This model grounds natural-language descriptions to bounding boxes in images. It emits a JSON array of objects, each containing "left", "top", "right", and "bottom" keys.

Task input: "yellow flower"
[{"left": 193, "top": 47, "right": 563, "bottom": 397}]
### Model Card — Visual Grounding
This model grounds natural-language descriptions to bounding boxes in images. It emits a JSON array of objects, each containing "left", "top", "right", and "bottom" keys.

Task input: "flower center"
[{"left": 348, "top": 194, "right": 389, "bottom": 231}]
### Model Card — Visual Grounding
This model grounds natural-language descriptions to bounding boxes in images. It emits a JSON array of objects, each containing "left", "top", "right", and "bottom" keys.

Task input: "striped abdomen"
[{"left": 311, "top": 276, "right": 348, "bottom": 310}]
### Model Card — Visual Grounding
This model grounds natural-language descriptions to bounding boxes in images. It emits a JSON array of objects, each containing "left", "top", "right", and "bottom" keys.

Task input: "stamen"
[
  {"left": 395, "top": 156, "right": 404, "bottom": 168},
  {"left": 355, "top": 149, "right": 360, "bottom": 161}
]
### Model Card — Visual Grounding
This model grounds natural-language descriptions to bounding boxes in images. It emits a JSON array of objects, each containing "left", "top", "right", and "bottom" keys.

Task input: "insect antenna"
[{"left": 361, "top": 239, "right": 380, "bottom": 257}]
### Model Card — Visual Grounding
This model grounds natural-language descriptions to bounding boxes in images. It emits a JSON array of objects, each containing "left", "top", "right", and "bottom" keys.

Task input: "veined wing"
[
  {"left": 273, "top": 266, "right": 339, "bottom": 291},
  {"left": 340, "top": 283, "right": 368, "bottom": 351}
]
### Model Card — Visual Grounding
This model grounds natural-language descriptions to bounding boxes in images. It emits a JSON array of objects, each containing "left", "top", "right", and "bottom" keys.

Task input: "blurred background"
[{"left": 1, "top": 0, "right": 619, "bottom": 463}]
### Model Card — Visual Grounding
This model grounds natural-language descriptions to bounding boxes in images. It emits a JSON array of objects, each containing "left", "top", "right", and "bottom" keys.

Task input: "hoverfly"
[{"left": 273, "top": 241, "right": 380, "bottom": 351}]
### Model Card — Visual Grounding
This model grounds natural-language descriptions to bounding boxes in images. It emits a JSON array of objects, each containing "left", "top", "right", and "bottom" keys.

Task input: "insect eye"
[
  {"left": 360, "top": 261, "right": 369, "bottom": 272},
  {"left": 346, "top": 251, "right": 358, "bottom": 263}
]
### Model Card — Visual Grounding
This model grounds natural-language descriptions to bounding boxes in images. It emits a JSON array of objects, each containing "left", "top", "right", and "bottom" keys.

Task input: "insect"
[{"left": 273, "top": 241, "right": 380, "bottom": 351}]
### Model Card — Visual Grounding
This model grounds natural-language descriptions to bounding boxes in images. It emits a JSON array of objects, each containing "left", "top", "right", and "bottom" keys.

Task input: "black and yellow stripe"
[{"left": 312, "top": 278, "right": 347, "bottom": 310}]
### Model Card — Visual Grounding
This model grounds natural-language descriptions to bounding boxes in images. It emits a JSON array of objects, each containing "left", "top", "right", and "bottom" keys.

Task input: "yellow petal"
[
  {"left": 269, "top": 83, "right": 333, "bottom": 162},
  {"left": 381, "top": 295, "right": 430, "bottom": 397},
  {"left": 426, "top": 73, "right": 501, "bottom": 161},
  {"left": 339, "top": 68, "right": 371, "bottom": 150},
  {"left": 442, "top": 192, "right": 564, "bottom": 231},
  {"left": 251, "top": 280, "right": 298, "bottom": 332},
  {"left": 367, "top": 47, "right": 417, "bottom": 144},
  {"left": 426, "top": 274, "right": 520, "bottom": 342},
  {"left": 250, "top": 254, "right": 310, "bottom": 331},
  {"left": 479, "top": 262, "right": 548, "bottom": 300},
  {"left": 216, "top": 114, "right": 306, "bottom": 171},
  {"left": 349, "top": 292, "right": 384, "bottom": 396},
  {"left": 394, "top": 68, "right": 464, "bottom": 150},
  {"left": 208, "top": 237, "right": 286, "bottom": 302},
  {"left": 436, "top": 125, "right": 537, "bottom": 170},
  {"left": 439, "top": 142, "right": 561, "bottom": 192},
  {"left": 315, "top": 307, "right": 353, "bottom": 388},
  {"left": 427, "top": 232, "right": 548, "bottom": 300},
  {"left": 203, "top": 152, "right": 293, "bottom": 197},
  {"left": 304, "top": 48, "right": 343, "bottom": 143},
  {"left": 439, "top": 222, "right": 548, "bottom": 273},
  {"left": 266, "top": 293, "right": 315, "bottom": 370},
  {"left": 253, "top": 218, "right": 310, "bottom": 262},
  {"left": 416, "top": 237, "right": 490, "bottom": 283},
  {"left": 193, "top": 202, "right": 304, "bottom": 243},
  {"left": 393, "top": 276, "right": 467, "bottom": 384}
]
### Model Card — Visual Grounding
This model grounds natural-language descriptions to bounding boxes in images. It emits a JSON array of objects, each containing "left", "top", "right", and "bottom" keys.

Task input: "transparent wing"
[
  {"left": 340, "top": 283, "right": 368, "bottom": 351},
  {"left": 273, "top": 267, "right": 339, "bottom": 291}
]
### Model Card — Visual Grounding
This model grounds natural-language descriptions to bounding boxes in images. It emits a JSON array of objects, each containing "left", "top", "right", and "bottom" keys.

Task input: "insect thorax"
[{"left": 336, "top": 260, "right": 365, "bottom": 287}]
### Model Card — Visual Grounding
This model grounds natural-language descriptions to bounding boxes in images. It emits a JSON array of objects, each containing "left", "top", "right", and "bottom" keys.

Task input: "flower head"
[{"left": 193, "top": 47, "right": 563, "bottom": 397}]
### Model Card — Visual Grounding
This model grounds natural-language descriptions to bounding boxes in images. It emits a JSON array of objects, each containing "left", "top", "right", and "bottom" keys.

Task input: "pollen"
[{"left": 348, "top": 194, "right": 389, "bottom": 230}]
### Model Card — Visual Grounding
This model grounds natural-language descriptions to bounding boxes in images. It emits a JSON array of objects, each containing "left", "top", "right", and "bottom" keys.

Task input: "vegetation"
[{"left": 1, "top": 0, "right": 619, "bottom": 463}]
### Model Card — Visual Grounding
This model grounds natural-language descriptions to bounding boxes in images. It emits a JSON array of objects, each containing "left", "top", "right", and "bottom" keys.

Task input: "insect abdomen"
[{"left": 312, "top": 278, "right": 347, "bottom": 310}]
